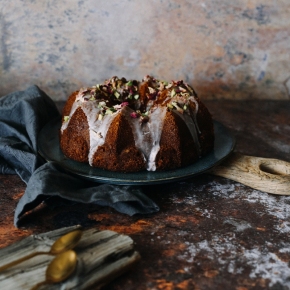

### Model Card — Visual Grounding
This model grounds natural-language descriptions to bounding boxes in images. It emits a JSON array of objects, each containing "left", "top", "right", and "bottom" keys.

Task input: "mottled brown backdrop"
[{"left": 0, "top": 0, "right": 290, "bottom": 101}]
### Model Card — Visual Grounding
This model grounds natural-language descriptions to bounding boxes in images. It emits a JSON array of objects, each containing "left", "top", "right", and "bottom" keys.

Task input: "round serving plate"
[{"left": 38, "top": 117, "right": 235, "bottom": 185}]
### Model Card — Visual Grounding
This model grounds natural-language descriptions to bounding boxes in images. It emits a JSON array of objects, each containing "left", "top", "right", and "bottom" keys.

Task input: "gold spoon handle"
[
  {"left": 0, "top": 251, "right": 48, "bottom": 272},
  {"left": 30, "top": 281, "right": 47, "bottom": 290}
]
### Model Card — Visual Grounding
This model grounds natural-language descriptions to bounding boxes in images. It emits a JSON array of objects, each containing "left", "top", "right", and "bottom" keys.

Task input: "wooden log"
[
  {"left": 0, "top": 226, "right": 140, "bottom": 289},
  {"left": 209, "top": 153, "right": 290, "bottom": 195},
  {"left": 0, "top": 225, "right": 81, "bottom": 271}
]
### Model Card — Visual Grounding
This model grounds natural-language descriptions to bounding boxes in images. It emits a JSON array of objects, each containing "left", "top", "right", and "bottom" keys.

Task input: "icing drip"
[
  {"left": 122, "top": 106, "right": 151, "bottom": 160},
  {"left": 60, "top": 100, "right": 79, "bottom": 133},
  {"left": 60, "top": 90, "right": 90, "bottom": 133},
  {"left": 147, "top": 106, "right": 167, "bottom": 171},
  {"left": 122, "top": 105, "right": 167, "bottom": 171},
  {"left": 88, "top": 110, "right": 119, "bottom": 165},
  {"left": 61, "top": 91, "right": 120, "bottom": 165}
]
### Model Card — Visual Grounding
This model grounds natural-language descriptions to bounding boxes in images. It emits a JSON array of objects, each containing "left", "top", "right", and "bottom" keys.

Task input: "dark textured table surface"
[{"left": 1, "top": 100, "right": 290, "bottom": 290}]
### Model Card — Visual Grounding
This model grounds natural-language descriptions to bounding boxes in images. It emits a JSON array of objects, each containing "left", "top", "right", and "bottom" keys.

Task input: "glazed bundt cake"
[{"left": 60, "top": 75, "right": 214, "bottom": 172}]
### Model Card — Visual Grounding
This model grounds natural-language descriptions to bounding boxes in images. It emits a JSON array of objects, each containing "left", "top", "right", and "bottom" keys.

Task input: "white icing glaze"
[
  {"left": 122, "top": 105, "right": 167, "bottom": 171},
  {"left": 60, "top": 91, "right": 120, "bottom": 165},
  {"left": 88, "top": 110, "right": 119, "bottom": 165},
  {"left": 60, "top": 90, "right": 90, "bottom": 133},
  {"left": 147, "top": 106, "right": 167, "bottom": 171},
  {"left": 122, "top": 106, "right": 151, "bottom": 159},
  {"left": 60, "top": 100, "right": 79, "bottom": 133}
]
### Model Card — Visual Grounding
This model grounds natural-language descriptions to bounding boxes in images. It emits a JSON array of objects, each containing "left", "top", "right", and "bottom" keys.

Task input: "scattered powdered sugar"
[
  {"left": 179, "top": 180, "right": 290, "bottom": 233},
  {"left": 179, "top": 235, "right": 239, "bottom": 265},
  {"left": 178, "top": 235, "right": 290, "bottom": 288},
  {"left": 207, "top": 181, "right": 237, "bottom": 196},
  {"left": 241, "top": 191, "right": 290, "bottom": 233},
  {"left": 244, "top": 248, "right": 290, "bottom": 288},
  {"left": 174, "top": 178, "right": 290, "bottom": 287},
  {"left": 223, "top": 218, "right": 252, "bottom": 232},
  {"left": 279, "top": 245, "right": 290, "bottom": 254}
]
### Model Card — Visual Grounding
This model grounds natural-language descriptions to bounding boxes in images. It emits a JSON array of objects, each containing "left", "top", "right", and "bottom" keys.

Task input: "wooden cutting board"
[
  {"left": 209, "top": 153, "right": 290, "bottom": 195},
  {"left": 0, "top": 225, "right": 140, "bottom": 289}
]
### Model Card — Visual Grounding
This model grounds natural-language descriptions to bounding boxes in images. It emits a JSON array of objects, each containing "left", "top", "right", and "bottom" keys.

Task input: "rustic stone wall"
[{"left": 0, "top": 0, "right": 289, "bottom": 101}]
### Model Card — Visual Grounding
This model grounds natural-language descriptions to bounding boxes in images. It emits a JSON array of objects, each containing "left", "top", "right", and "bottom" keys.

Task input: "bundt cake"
[{"left": 60, "top": 75, "right": 214, "bottom": 172}]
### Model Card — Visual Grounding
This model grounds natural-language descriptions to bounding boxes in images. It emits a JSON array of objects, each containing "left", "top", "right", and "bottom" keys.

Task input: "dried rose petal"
[
  {"left": 147, "top": 92, "right": 157, "bottom": 100},
  {"left": 130, "top": 112, "right": 139, "bottom": 118},
  {"left": 121, "top": 102, "right": 129, "bottom": 107}
]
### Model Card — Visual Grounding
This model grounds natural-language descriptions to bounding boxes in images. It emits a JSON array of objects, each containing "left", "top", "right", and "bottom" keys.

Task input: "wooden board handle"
[{"left": 208, "top": 153, "right": 290, "bottom": 195}]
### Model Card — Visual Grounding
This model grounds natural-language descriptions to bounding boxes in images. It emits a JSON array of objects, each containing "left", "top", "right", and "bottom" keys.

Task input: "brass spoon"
[
  {"left": 0, "top": 230, "right": 82, "bottom": 272},
  {"left": 30, "top": 250, "right": 77, "bottom": 290}
]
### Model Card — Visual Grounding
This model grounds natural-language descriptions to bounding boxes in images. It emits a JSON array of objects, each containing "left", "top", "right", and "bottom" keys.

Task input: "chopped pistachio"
[
  {"left": 126, "top": 81, "right": 133, "bottom": 86},
  {"left": 171, "top": 89, "right": 176, "bottom": 98},
  {"left": 134, "top": 94, "right": 139, "bottom": 100},
  {"left": 98, "top": 114, "right": 103, "bottom": 121},
  {"left": 114, "top": 91, "right": 120, "bottom": 98},
  {"left": 105, "top": 109, "right": 113, "bottom": 115},
  {"left": 172, "top": 101, "right": 178, "bottom": 108},
  {"left": 172, "top": 102, "right": 184, "bottom": 114},
  {"left": 180, "top": 92, "right": 190, "bottom": 98},
  {"left": 167, "top": 103, "right": 173, "bottom": 109},
  {"left": 64, "top": 116, "right": 69, "bottom": 122},
  {"left": 183, "top": 105, "right": 187, "bottom": 110}
]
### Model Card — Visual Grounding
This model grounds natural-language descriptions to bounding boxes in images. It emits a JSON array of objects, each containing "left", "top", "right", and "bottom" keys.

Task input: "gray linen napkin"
[{"left": 0, "top": 86, "right": 159, "bottom": 227}]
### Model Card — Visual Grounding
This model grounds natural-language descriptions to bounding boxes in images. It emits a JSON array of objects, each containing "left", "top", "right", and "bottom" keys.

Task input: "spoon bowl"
[
  {"left": 50, "top": 230, "right": 82, "bottom": 255},
  {"left": 31, "top": 250, "right": 77, "bottom": 290}
]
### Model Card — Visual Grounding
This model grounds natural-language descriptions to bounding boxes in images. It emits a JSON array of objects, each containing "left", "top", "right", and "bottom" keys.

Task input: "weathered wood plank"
[
  {"left": 0, "top": 226, "right": 140, "bottom": 289},
  {"left": 0, "top": 225, "right": 81, "bottom": 270}
]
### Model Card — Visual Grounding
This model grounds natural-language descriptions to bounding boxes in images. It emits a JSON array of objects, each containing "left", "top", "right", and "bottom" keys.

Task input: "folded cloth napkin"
[{"left": 0, "top": 86, "right": 159, "bottom": 227}]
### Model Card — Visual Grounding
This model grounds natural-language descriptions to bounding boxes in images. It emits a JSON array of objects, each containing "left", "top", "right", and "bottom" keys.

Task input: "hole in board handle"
[{"left": 259, "top": 162, "right": 289, "bottom": 176}]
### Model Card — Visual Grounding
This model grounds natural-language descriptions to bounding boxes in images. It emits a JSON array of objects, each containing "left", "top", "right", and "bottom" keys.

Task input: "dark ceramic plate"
[{"left": 38, "top": 117, "right": 235, "bottom": 185}]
